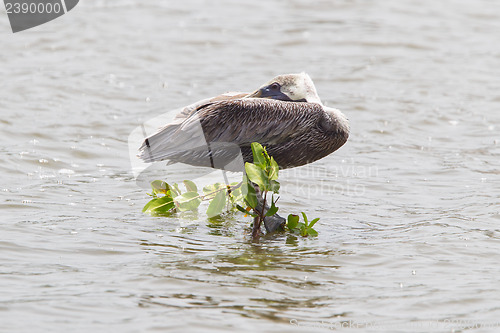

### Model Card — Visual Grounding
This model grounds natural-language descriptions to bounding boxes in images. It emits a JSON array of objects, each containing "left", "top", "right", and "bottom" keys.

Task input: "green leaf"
[
  {"left": 171, "top": 183, "right": 181, "bottom": 197},
  {"left": 142, "top": 198, "right": 156, "bottom": 212},
  {"left": 269, "top": 180, "right": 280, "bottom": 193},
  {"left": 206, "top": 190, "right": 226, "bottom": 217},
  {"left": 175, "top": 191, "right": 199, "bottom": 203},
  {"left": 269, "top": 157, "right": 279, "bottom": 180},
  {"left": 174, "top": 191, "right": 201, "bottom": 211},
  {"left": 243, "top": 181, "right": 258, "bottom": 209},
  {"left": 203, "top": 182, "right": 224, "bottom": 197},
  {"left": 230, "top": 186, "right": 242, "bottom": 199},
  {"left": 203, "top": 184, "right": 214, "bottom": 195},
  {"left": 183, "top": 180, "right": 197, "bottom": 193},
  {"left": 145, "top": 196, "right": 175, "bottom": 213},
  {"left": 287, "top": 214, "right": 299, "bottom": 230},
  {"left": 251, "top": 142, "right": 266, "bottom": 167},
  {"left": 150, "top": 180, "right": 169, "bottom": 195},
  {"left": 236, "top": 204, "right": 248, "bottom": 214},
  {"left": 245, "top": 162, "right": 268, "bottom": 190},
  {"left": 299, "top": 223, "right": 307, "bottom": 236},
  {"left": 308, "top": 217, "right": 320, "bottom": 228},
  {"left": 265, "top": 198, "right": 278, "bottom": 216},
  {"left": 306, "top": 228, "right": 318, "bottom": 237},
  {"left": 236, "top": 204, "right": 258, "bottom": 218},
  {"left": 301, "top": 212, "right": 309, "bottom": 225}
]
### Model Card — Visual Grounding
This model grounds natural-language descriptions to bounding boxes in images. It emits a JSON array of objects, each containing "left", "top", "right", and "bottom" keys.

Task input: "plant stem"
[
  {"left": 252, "top": 189, "right": 267, "bottom": 239},
  {"left": 252, "top": 215, "right": 260, "bottom": 239},
  {"left": 179, "top": 181, "right": 242, "bottom": 204}
]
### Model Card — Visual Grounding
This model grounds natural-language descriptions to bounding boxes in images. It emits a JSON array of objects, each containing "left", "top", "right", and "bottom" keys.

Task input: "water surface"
[{"left": 1, "top": 1, "right": 500, "bottom": 332}]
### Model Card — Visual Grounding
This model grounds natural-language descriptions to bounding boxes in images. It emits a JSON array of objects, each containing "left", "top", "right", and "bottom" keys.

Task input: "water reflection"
[{"left": 138, "top": 232, "right": 350, "bottom": 323}]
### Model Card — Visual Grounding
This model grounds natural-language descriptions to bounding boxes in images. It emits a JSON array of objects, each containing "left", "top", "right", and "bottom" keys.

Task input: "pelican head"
[{"left": 247, "top": 72, "right": 322, "bottom": 104}]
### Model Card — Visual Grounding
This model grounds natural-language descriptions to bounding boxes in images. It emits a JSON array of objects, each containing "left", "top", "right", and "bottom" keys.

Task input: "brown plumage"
[{"left": 138, "top": 73, "right": 349, "bottom": 171}]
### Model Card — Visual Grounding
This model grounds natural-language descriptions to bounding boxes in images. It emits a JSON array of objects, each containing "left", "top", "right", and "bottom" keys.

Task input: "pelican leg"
[{"left": 252, "top": 184, "right": 286, "bottom": 234}]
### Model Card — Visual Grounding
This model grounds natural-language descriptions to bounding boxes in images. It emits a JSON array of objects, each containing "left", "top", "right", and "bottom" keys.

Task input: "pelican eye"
[{"left": 269, "top": 82, "right": 280, "bottom": 90}]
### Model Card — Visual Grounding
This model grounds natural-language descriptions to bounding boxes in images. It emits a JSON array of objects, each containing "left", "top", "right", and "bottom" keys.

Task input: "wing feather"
[
  {"left": 138, "top": 98, "right": 346, "bottom": 169},
  {"left": 198, "top": 98, "right": 324, "bottom": 145}
]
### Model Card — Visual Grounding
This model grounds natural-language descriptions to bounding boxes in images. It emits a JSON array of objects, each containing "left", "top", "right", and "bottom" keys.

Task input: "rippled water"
[{"left": 2, "top": 1, "right": 500, "bottom": 332}]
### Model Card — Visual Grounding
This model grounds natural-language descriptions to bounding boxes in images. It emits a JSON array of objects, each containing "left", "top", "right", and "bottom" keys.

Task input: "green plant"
[
  {"left": 233, "top": 142, "right": 281, "bottom": 237},
  {"left": 142, "top": 142, "right": 320, "bottom": 239},
  {"left": 142, "top": 179, "right": 244, "bottom": 217},
  {"left": 286, "top": 212, "right": 319, "bottom": 237}
]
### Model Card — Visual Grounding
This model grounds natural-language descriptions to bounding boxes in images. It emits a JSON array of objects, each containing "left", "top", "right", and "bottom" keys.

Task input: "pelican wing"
[
  {"left": 139, "top": 98, "right": 347, "bottom": 169},
  {"left": 198, "top": 98, "right": 323, "bottom": 145},
  {"left": 138, "top": 92, "right": 248, "bottom": 161}
]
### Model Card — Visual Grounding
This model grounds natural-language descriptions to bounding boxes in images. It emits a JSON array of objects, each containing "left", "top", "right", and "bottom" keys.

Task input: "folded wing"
[{"left": 138, "top": 98, "right": 348, "bottom": 170}]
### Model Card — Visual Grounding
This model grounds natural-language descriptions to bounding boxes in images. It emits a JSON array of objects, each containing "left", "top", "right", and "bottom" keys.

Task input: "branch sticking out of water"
[{"left": 141, "top": 142, "right": 319, "bottom": 240}]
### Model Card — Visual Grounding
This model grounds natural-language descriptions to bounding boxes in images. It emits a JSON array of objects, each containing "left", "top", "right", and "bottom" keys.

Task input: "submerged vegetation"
[{"left": 142, "top": 142, "right": 319, "bottom": 239}]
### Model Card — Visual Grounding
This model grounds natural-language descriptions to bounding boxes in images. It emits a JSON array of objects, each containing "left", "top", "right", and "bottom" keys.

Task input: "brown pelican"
[
  {"left": 138, "top": 73, "right": 349, "bottom": 234},
  {"left": 138, "top": 73, "right": 349, "bottom": 170}
]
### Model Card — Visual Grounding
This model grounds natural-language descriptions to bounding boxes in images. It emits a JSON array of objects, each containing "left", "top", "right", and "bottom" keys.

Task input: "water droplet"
[
  {"left": 412, "top": 270, "right": 416, "bottom": 275},
  {"left": 145, "top": 97, "right": 151, "bottom": 102},
  {"left": 399, "top": 283, "right": 403, "bottom": 288},
  {"left": 449, "top": 120, "right": 459, "bottom": 126}
]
